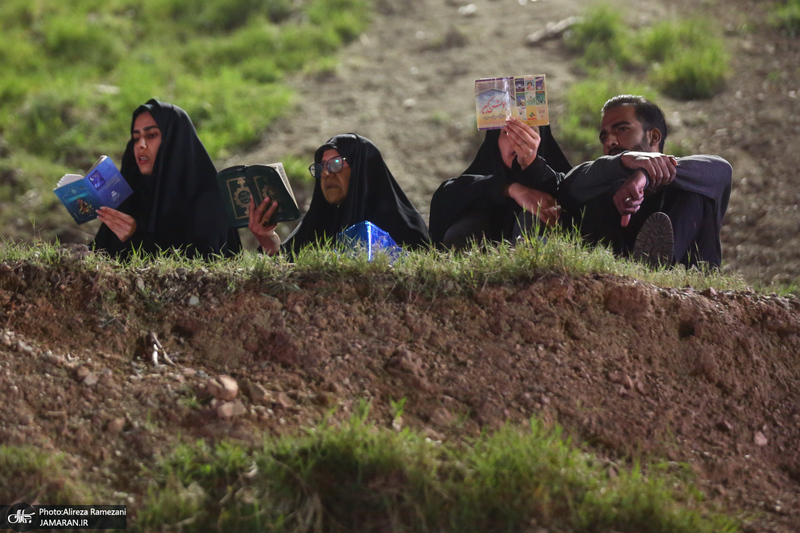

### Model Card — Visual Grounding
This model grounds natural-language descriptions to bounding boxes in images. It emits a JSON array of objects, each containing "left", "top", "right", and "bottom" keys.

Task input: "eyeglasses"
[{"left": 308, "top": 156, "right": 346, "bottom": 178}]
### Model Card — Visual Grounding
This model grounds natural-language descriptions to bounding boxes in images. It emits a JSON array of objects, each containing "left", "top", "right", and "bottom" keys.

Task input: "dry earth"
[
  {"left": 3, "top": 0, "right": 800, "bottom": 531},
  {"left": 1, "top": 256, "right": 800, "bottom": 531}
]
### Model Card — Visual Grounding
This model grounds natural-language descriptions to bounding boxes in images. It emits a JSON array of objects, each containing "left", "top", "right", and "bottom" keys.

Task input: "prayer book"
[
  {"left": 216, "top": 162, "right": 300, "bottom": 228},
  {"left": 475, "top": 74, "right": 549, "bottom": 130},
  {"left": 54, "top": 156, "right": 133, "bottom": 224}
]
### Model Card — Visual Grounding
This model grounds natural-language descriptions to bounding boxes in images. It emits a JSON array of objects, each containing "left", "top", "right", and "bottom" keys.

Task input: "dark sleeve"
[
  {"left": 558, "top": 155, "right": 630, "bottom": 205},
  {"left": 514, "top": 155, "right": 566, "bottom": 197},
  {"left": 560, "top": 153, "right": 732, "bottom": 209},
  {"left": 428, "top": 173, "right": 510, "bottom": 244}
]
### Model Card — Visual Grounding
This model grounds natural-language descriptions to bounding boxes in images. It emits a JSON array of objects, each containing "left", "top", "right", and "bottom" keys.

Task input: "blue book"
[
  {"left": 54, "top": 156, "right": 133, "bottom": 225},
  {"left": 338, "top": 221, "right": 401, "bottom": 261}
]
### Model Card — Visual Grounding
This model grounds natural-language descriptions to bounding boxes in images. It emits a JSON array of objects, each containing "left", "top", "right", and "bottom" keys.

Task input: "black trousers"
[{"left": 579, "top": 188, "right": 721, "bottom": 268}]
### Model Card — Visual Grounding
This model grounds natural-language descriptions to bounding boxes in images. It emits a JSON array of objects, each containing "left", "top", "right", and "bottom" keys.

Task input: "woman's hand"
[
  {"left": 248, "top": 196, "right": 281, "bottom": 255},
  {"left": 504, "top": 116, "right": 541, "bottom": 170},
  {"left": 97, "top": 207, "right": 136, "bottom": 242},
  {"left": 507, "top": 183, "right": 560, "bottom": 227}
]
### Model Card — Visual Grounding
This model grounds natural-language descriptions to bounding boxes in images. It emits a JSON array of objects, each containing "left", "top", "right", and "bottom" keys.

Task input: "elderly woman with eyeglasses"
[{"left": 248, "top": 133, "right": 429, "bottom": 256}]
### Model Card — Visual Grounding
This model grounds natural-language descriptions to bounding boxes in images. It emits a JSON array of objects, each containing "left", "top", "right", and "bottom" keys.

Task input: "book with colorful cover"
[
  {"left": 54, "top": 156, "right": 133, "bottom": 225},
  {"left": 216, "top": 162, "right": 300, "bottom": 228},
  {"left": 475, "top": 74, "right": 549, "bottom": 130}
]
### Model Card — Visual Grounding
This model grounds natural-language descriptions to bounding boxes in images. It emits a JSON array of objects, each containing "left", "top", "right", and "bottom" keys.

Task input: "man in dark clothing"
[{"left": 558, "top": 95, "right": 732, "bottom": 268}]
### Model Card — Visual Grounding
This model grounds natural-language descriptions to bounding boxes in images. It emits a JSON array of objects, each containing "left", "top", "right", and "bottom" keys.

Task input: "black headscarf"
[
  {"left": 428, "top": 125, "right": 573, "bottom": 244},
  {"left": 93, "top": 99, "right": 241, "bottom": 259},
  {"left": 283, "top": 133, "right": 429, "bottom": 255}
]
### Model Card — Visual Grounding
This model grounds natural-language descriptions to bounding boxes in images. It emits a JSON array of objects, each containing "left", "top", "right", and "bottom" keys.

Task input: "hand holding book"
[
  {"left": 503, "top": 116, "right": 542, "bottom": 170},
  {"left": 248, "top": 195, "right": 281, "bottom": 255},
  {"left": 96, "top": 207, "right": 137, "bottom": 242}
]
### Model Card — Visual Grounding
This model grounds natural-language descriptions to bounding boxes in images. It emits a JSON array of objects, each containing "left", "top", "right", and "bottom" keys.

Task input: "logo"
[{"left": 4, "top": 503, "right": 37, "bottom": 532}]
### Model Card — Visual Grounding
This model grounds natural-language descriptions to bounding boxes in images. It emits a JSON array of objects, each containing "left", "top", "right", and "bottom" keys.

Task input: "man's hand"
[
  {"left": 504, "top": 116, "right": 541, "bottom": 170},
  {"left": 248, "top": 196, "right": 281, "bottom": 255},
  {"left": 613, "top": 171, "right": 648, "bottom": 227},
  {"left": 620, "top": 151, "right": 677, "bottom": 188},
  {"left": 507, "top": 182, "right": 560, "bottom": 227},
  {"left": 97, "top": 207, "right": 136, "bottom": 242}
]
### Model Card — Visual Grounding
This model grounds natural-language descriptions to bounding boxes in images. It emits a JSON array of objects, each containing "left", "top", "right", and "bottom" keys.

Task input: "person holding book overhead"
[
  {"left": 249, "top": 133, "right": 429, "bottom": 256},
  {"left": 93, "top": 99, "right": 241, "bottom": 259},
  {"left": 429, "top": 116, "right": 573, "bottom": 249}
]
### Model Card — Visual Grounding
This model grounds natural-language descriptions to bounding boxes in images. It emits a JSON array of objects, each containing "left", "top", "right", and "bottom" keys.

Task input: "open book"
[
  {"left": 54, "top": 156, "right": 133, "bottom": 225},
  {"left": 216, "top": 162, "right": 300, "bottom": 228},
  {"left": 475, "top": 74, "right": 549, "bottom": 130}
]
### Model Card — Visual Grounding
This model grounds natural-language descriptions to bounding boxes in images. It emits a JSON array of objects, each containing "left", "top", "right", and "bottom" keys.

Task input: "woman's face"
[
  {"left": 319, "top": 148, "right": 350, "bottom": 206},
  {"left": 132, "top": 111, "right": 161, "bottom": 175}
]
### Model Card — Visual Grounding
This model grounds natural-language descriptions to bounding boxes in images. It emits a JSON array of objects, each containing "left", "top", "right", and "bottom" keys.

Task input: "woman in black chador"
[
  {"left": 93, "top": 99, "right": 241, "bottom": 259},
  {"left": 249, "top": 133, "right": 428, "bottom": 255},
  {"left": 429, "top": 116, "right": 573, "bottom": 249}
]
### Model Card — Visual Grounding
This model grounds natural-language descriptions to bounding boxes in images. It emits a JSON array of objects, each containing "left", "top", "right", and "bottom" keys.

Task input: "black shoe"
[{"left": 633, "top": 212, "right": 674, "bottom": 268}]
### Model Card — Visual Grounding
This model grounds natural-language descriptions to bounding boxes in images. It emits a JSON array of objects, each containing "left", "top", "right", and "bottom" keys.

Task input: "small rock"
[
  {"left": 458, "top": 3, "right": 477, "bottom": 16},
  {"left": 243, "top": 380, "right": 271, "bottom": 403},
  {"left": 217, "top": 401, "right": 247, "bottom": 419},
  {"left": 82, "top": 372, "right": 99, "bottom": 387},
  {"left": 284, "top": 374, "right": 303, "bottom": 389},
  {"left": 188, "top": 295, "right": 200, "bottom": 306},
  {"left": 754, "top": 431, "right": 768, "bottom": 446},
  {"left": 275, "top": 392, "right": 294, "bottom": 409},
  {"left": 716, "top": 420, "right": 733, "bottom": 432},
  {"left": 207, "top": 375, "right": 238, "bottom": 401},
  {"left": 701, "top": 287, "right": 718, "bottom": 298},
  {"left": 107, "top": 418, "right": 126, "bottom": 433},
  {"left": 311, "top": 392, "right": 332, "bottom": 407},
  {"left": 75, "top": 366, "right": 90, "bottom": 380}
]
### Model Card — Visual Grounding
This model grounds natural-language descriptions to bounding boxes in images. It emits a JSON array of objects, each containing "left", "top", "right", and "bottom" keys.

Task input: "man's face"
[{"left": 599, "top": 105, "right": 654, "bottom": 156}]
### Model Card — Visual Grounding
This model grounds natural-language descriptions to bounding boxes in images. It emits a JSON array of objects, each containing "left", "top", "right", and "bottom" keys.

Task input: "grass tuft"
[
  {"left": 0, "top": 0, "right": 372, "bottom": 240},
  {"left": 770, "top": 0, "right": 800, "bottom": 36},
  {"left": 135, "top": 418, "right": 737, "bottom": 532}
]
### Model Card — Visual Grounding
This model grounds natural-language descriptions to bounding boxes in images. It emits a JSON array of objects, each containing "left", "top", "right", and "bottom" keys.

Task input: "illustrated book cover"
[
  {"left": 216, "top": 162, "right": 300, "bottom": 228},
  {"left": 475, "top": 74, "right": 549, "bottom": 130},
  {"left": 54, "top": 155, "right": 133, "bottom": 225}
]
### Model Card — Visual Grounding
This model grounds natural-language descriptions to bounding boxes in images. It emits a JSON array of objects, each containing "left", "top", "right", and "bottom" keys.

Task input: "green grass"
[
  {"left": 558, "top": 79, "right": 657, "bottom": 162},
  {"left": 640, "top": 19, "right": 731, "bottom": 100},
  {"left": 0, "top": 0, "right": 371, "bottom": 239},
  {"left": 565, "top": 3, "right": 638, "bottom": 69},
  {"left": 558, "top": 4, "right": 731, "bottom": 158},
  {"left": 0, "top": 445, "right": 99, "bottom": 504},
  {"left": 0, "top": 228, "right": 752, "bottom": 297},
  {"left": 770, "top": 0, "right": 800, "bottom": 36},
  {"left": 134, "top": 415, "right": 737, "bottom": 532}
]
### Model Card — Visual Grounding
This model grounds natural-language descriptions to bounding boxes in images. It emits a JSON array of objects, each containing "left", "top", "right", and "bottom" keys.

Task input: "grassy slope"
[{"left": 0, "top": 0, "right": 369, "bottom": 239}]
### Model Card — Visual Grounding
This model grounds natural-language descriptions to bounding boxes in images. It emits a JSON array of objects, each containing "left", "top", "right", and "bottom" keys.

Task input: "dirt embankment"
[{"left": 1, "top": 258, "right": 800, "bottom": 531}]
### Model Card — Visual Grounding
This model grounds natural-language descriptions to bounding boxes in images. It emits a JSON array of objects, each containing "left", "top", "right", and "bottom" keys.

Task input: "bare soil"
[
  {"left": 2, "top": 257, "right": 800, "bottom": 531},
  {"left": 3, "top": 0, "right": 800, "bottom": 531}
]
